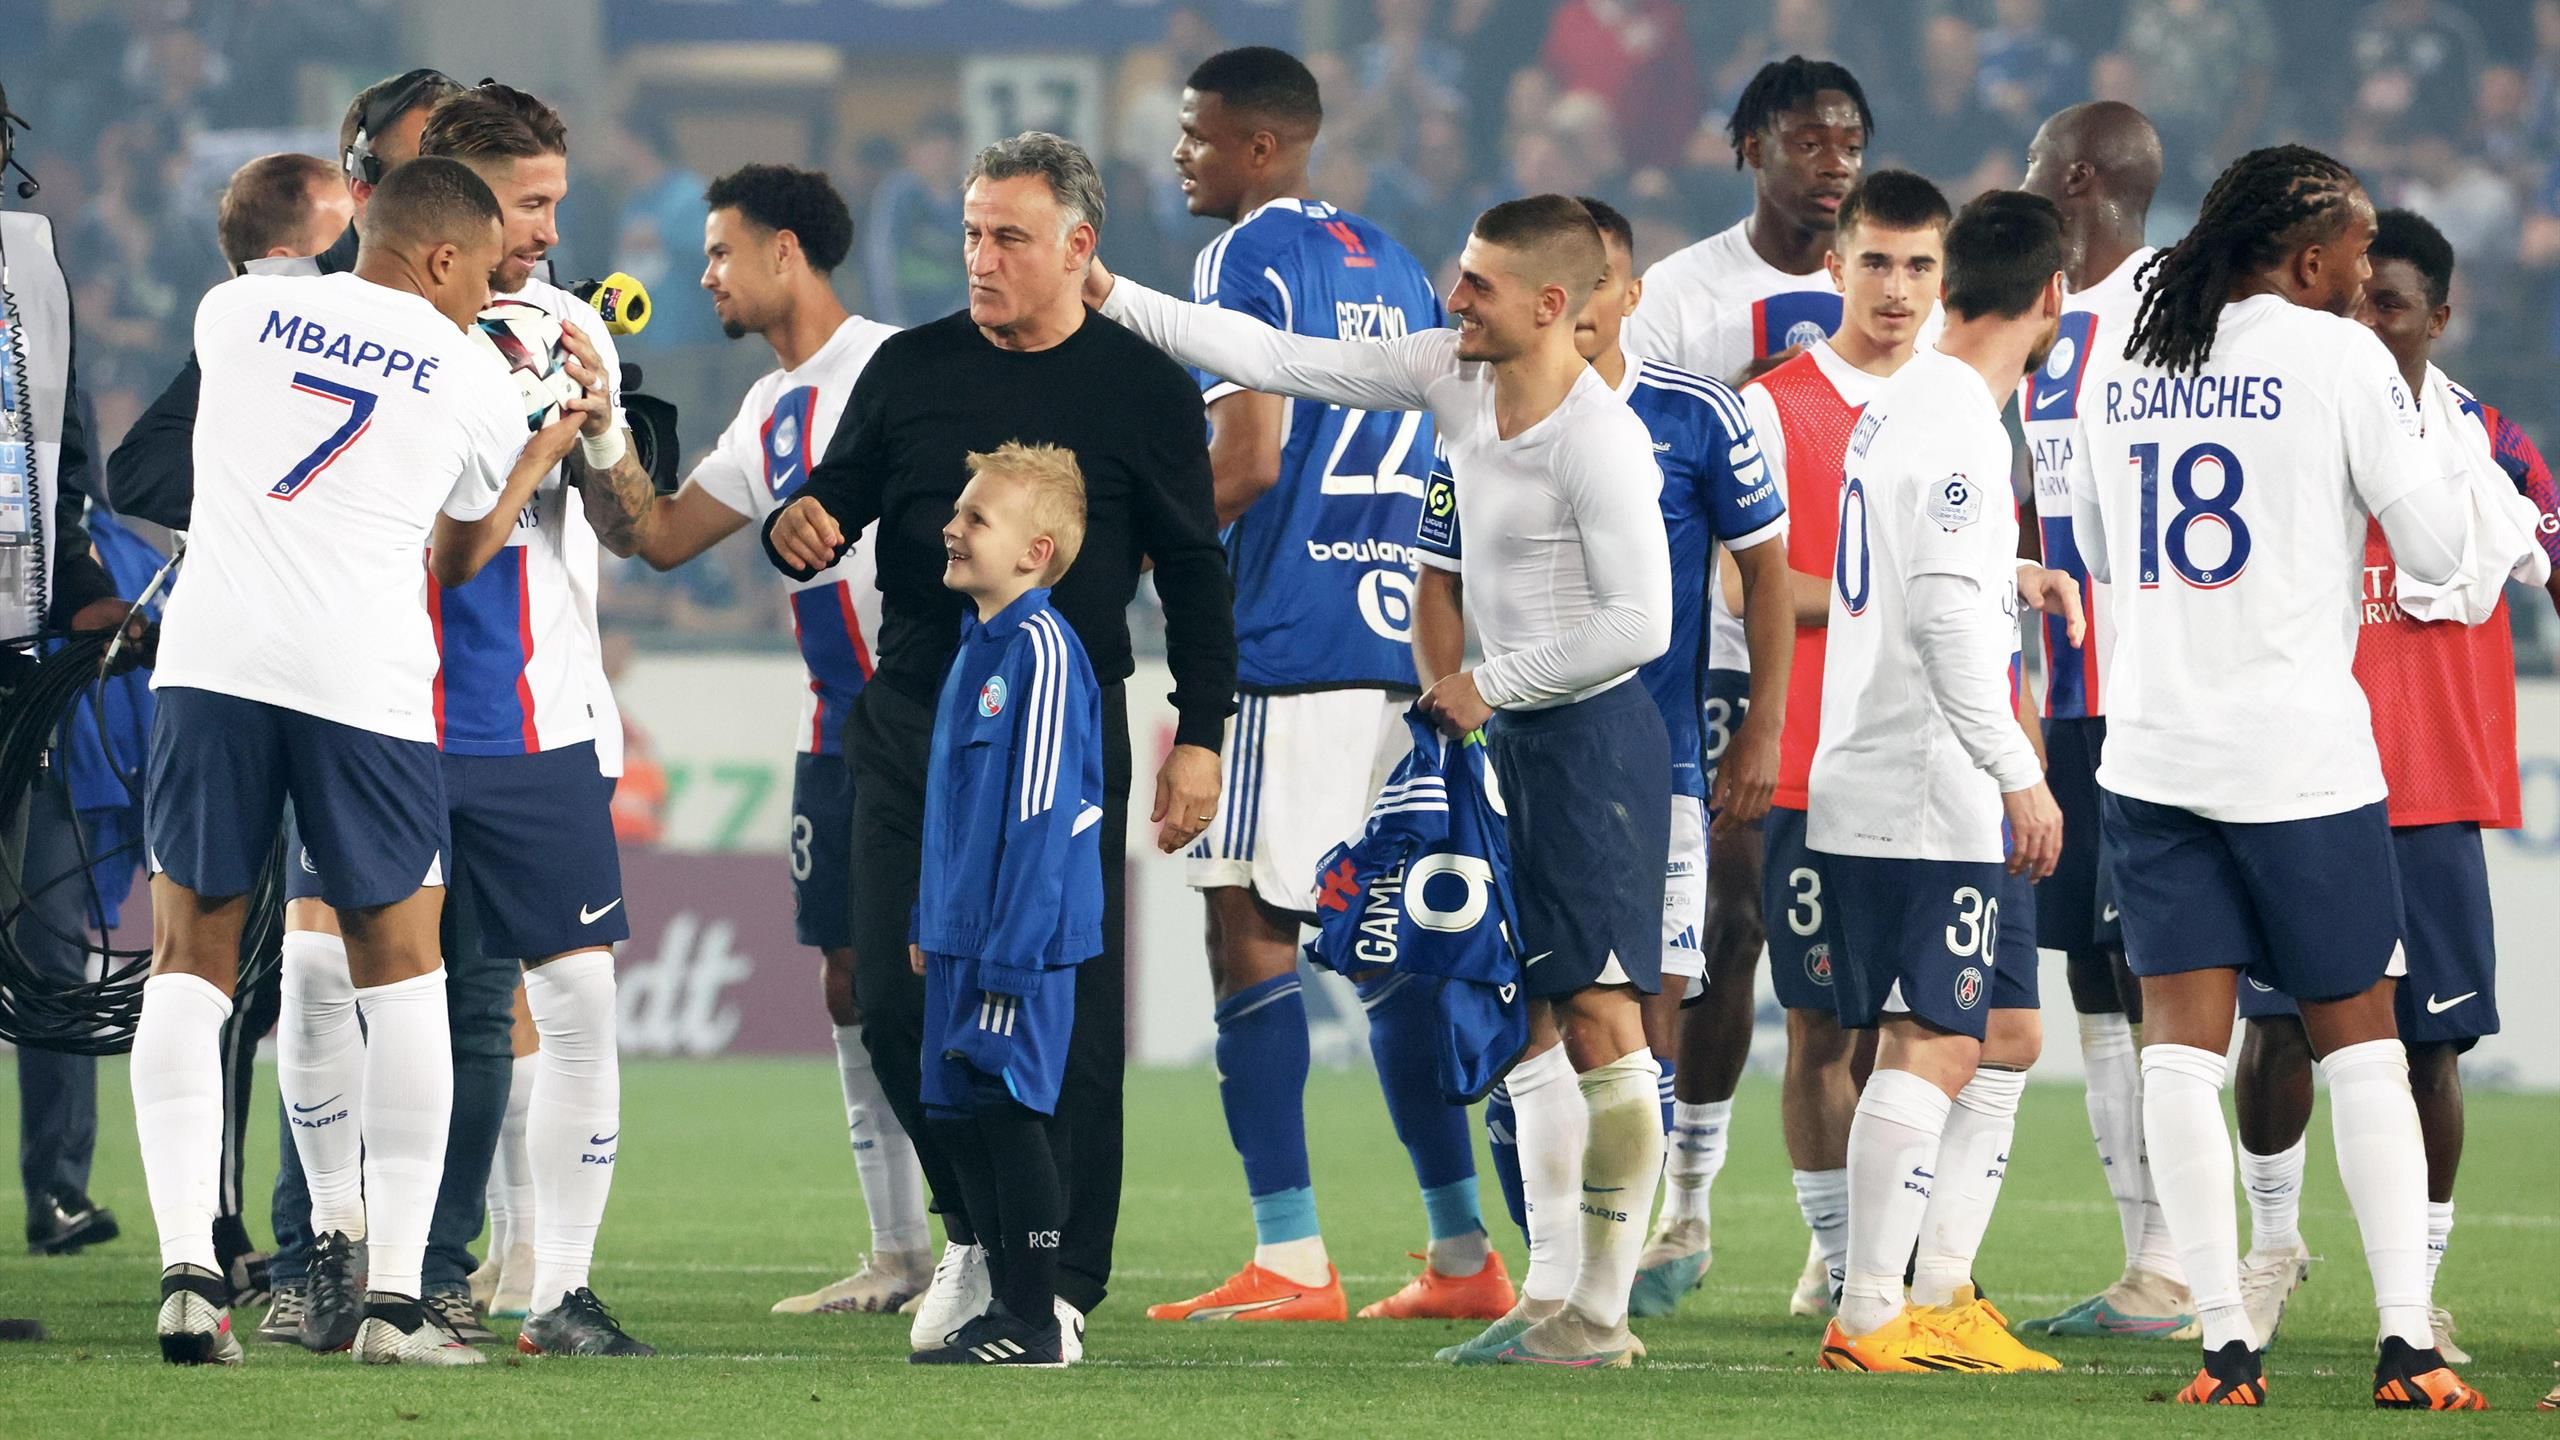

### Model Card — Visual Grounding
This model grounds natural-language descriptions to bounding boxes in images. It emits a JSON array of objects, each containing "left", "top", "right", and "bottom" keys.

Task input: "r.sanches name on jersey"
[
  {"left": 2105, "top": 373, "right": 2285, "bottom": 423},
  {"left": 257, "top": 310, "right": 443, "bottom": 392}
]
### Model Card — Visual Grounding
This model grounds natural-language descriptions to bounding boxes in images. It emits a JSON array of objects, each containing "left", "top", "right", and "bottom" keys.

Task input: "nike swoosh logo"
[
  {"left": 580, "top": 899, "right": 623, "bottom": 924},
  {"left": 1183, "top": 1296, "right": 1302, "bottom": 1320},
  {"left": 2425, "top": 991, "right": 2476, "bottom": 1014},
  {"left": 2034, "top": 387, "right": 2068, "bottom": 411},
  {"left": 2101, "top": 903, "right": 2119, "bottom": 922},
  {"left": 589, "top": 1131, "right": 618, "bottom": 1146},
  {"left": 1651, "top": 441, "right": 1673, "bottom": 453},
  {"left": 291, "top": 1094, "right": 342, "bottom": 1114},
  {"left": 1522, "top": 951, "right": 1551, "bottom": 968},
  {"left": 1583, "top": 1185, "right": 1626, "bottom": 1193}
]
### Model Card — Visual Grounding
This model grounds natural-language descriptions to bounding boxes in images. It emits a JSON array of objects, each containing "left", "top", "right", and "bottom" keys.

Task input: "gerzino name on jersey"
[{"left": 1191, "top": 198, "right": 1445, "bottom": 692}]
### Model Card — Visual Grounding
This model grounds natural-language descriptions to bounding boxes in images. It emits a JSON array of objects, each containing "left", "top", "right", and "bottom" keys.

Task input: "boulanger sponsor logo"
[
  {"left": 1954, "top": 965, "right": 1985, "bottom": 1010},
  {"left": 1305, "top": 537, "right": 1426, "bottom": 567},
  {"left": 1358, "top": 568, "right": 1418, "bottom": 642}
]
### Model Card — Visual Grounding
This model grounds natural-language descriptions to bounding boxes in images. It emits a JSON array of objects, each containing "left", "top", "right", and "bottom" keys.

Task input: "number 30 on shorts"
[{"left": 1945, "top": 884, "right": 1999, "bottom": 958}]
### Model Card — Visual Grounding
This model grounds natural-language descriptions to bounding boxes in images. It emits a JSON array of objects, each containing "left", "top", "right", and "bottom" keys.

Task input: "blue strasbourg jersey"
[
  {"left": 1191, "top": 199, "right": 1446, "bottom": 692},
  {"left": 1415, "top": 356, "right": 1784, "bottom": 798},
  {"left": 1307, "top": 709, "right": 1526, "bottom": 1103}
]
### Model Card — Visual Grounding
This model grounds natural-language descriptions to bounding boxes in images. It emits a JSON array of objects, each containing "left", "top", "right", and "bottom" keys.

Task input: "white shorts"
[
  {"left": 1186, "top": 689, "right": 1410, "bottom": 915},
  {"left": 1662, "top": 794, "right": 1708, "bottom": 981}
]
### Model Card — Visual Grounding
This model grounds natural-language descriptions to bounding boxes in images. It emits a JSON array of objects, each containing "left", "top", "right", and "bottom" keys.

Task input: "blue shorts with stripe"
[
  {"left": 791, "top": 752, "right": 854, "bottom": 949},
  {"left": 922, "top": 952, "right": 1075, "bottom": 1117},
  {"left": 148, "top": 687, "right": 446, "bottom": 911},
  {"left": 2235, "top": 820, "right": 2495, "bottom": 1046},
  {"left": 1487, "top": 681, "right": 1670, "bottom": 999},
  {"left": 2108, "top": 792, "right": 2404, "bottom": 1005}
]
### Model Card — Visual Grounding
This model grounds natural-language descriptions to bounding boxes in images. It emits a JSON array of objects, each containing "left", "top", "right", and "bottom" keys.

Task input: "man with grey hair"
[{"left": 765, "top": 130, "right": 1235, "bottom": 1365}]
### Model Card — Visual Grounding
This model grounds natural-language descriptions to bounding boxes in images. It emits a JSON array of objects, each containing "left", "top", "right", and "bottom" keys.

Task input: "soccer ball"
[{"left": 471, "top": 299, "right": 585, "bottom": 431}]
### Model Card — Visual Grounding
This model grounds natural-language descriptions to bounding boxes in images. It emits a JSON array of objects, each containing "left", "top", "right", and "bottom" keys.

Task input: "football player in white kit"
[
  {"left": 1806, "top": 191, "right": 2082, "bottom": 1377},
  {"left": 2009, "top": 101, "right": 2199, "bottom": 1341},
  {"left": 1621, "top": 56, "right": 1872, "bottom": 1297},
  {"left": 572, "top": 163, "right": 933, "bottom": 1320},
  {"left": 2067, "top": 144, "right": 2524, "bottom": 1409},
  {"left": 136, "top": 157, "right": 591, "bottom": 1366}
]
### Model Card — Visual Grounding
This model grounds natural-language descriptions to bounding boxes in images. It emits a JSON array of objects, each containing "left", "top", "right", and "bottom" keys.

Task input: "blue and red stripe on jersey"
[
  {"left": 429, "top": 547, "right": 543, "bottom": 755},
  {"left": 2037, "top": 516, "right": 2102, "bottom": 719},
  {"left": 791, "top": 582, "right": 874, "bottom": 754},
  {"left": 2459, "top": 393, "right": 2560, "bottom": 573},
  {"left": 2023, "top": 311, "right": 2100, "bottom": 420},
  {"left": 1749, "top": 291, "right": 1844, "bottom": 363}
]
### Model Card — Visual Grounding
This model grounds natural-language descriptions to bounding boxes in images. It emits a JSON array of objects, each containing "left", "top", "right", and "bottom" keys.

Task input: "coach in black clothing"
[{"left": 765, "top": 131, "right": 1235, "bottom": 1319}]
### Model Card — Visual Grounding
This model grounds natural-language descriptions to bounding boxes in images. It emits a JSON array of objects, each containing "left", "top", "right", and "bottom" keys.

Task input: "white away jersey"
[
  {"left": 429, "top": 276, "right": 626, "bottom": 768},
  {"left": 157, "top": 272, "right": 525, "bottom": 742},
  {"left": 2019, "top": 247, "right": 2152, "bottom": 720},
  {"left": 1624, "top": 220, "right": 1848, "bottom": 674},
  {"left": 688, "top": 314, "right": 896, "bottom": 754},
  {"left": 1810, "top": 351, "right": 2022, "bottom": 863},
  {"left": 2066, "top": 296, "right": 2444, "bottom": 822}
]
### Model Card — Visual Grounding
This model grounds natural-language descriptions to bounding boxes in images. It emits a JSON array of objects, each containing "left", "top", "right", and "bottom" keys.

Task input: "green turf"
[{"left": 1, "top": 1059, "right": 2552, "bottom": 1436}]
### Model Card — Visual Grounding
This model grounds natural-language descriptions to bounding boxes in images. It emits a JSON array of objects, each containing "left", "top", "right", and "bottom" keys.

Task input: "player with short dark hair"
[
  {"left": 578, "top": 162, "right": 930, "bottom": 1318},
  {"left": 2070, "top": 145, "right": 2525, "bottom": 1409},
  {"left": 216, "top": 153, "right": 352, "bottom": 273},
  {"left": 2227, "top": 206, "right": 2554, "bottom": 1369},
  {"left": 1622, "top": 58, "right": 1880, "bottom": 1303},
  {"left": 1091, "top": 191, "right": 1680, "bottom": 1369},
  {"left": 135, "top": 153, "right": 592, "bottom": 1367},
  {"left": 1133, "top": 44, "right": 1503, "bottom": 1329}
]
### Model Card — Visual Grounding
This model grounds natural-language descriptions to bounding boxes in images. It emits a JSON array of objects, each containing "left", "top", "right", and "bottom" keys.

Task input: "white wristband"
[{"left": 580, "top": 426, "right": 628, "bottom": 471}]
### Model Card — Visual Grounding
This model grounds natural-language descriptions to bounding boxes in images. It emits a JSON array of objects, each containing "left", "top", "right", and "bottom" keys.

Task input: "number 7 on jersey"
[{"left": 268, "top": 372, "right": 380, "bottom": 501}]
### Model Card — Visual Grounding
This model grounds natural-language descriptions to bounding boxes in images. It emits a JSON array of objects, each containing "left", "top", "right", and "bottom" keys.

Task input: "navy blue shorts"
[
  {"left": 1702, "top": 667, "right": 1751, "bottom": 800},
  {"left": 288, "top": 742, "right": 624, "bottom": 957},
  {"left": 148, "top": 687, "right": 446, "bottom": 911},
  {"left": 1487, "top": 681, "right": 1671, "bottom": 1000},
  {"left": 2038, "top": 717, "right": 2122, "bottom": 952},
  {"left": 922, "top": 954, "right": 1076, "bottom": 1117},
  {"left": 2238, "top": 822, "right": 2495, "bottom": 1047},
  {"left": 1760, "top": 806, "right": 1841, "bottom": 1010},
  {"left": 1822, "top": 852, "right": 2020, "bottom": 1040},
  {"left": 2106, "top": 791, "right": 2404, "bottom": 1005},
  {"left": 791, "top": 752, "right": 855, "bottom": 950}
]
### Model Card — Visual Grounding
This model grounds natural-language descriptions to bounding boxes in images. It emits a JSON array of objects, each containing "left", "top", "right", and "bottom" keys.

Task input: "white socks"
[
  {"left": 1912, "top": 1065, "right": 2025, "bottom": 1307},
  {"left": 2321, "top": 1039, "right": 2432, "bottom": 1348},
  {"left": 1662, "top": 1098, "right": 1732, "bottom": 1227},
  {"left": 2078, "top": 1013, "right": 2147, "bottom": 1267},
  {"left": 1839, "top": 1068, "right": 1951, "bottom": 1337},
  {"left": 2240, "top": 1134, "right": 2308, "bottom": 1260},
  {"left": 2425, "top": 1200, "right": 2454, "bottom": 1299},
  {"left": 278, "top": 931, "right": 366, "bottom": 1239},
  {"left": 2143, "top": 1043, "right": 2248, "bottom": 1349},
  {"left": 833, "top": 1025, "right": 930, "bottom": 1257},
  {"left": 1506, "top": 1043, "right": 1586, "bottom": 1304},
  {"left": 352, "top": 968, "right": 453, "bottom": 1300},
  {"left": 132, "top": 972, "right": 232, "bottom": 1274},
  {"left": 1791, "top": 1167, "right": 1849, "bottom": 1298},
  {"left": 1566, "top": 1050, "right": 1663, "bottom": 1329},
  {"left": 488, "top": 1052, "right": 538, "bottom": 1260},
  {"left": 525, "top": 951, "right": 620, "bottom": 1316}
]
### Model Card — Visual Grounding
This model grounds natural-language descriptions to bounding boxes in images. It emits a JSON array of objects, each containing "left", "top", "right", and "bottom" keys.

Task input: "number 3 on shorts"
[
  {"left": 789, "top": 812, "right": 815, "bottom": 882},
  {"left": 1787, "top": 866, "right": 1823, "bottom": 937}
]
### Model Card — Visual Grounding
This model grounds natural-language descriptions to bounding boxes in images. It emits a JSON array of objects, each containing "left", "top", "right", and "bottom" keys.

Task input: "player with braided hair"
[{"left": 2063, "top": 145, "right": 2537, "bottom": 1409}]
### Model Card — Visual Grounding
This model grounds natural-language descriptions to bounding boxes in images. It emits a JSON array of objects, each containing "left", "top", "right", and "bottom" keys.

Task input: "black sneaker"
[
  {"left": 910, "top": 1304, "right": 1065, "bottom": 1367},
  {"left": 424, "top": 1288, "right": 495, "bottom": 1345},
  {"left": 2372, "top": 1335, "right": 2488, "bottom": 1410},
  {"left": 25, "top": 1191, "right": 119, "bottom": 1256},
  {"left": 156, "top": 1264, "right": 243, "bottom": 1366},
  {"left": 299, "top": 1231, "right": 364, "bottom": 1353},
  {"left": 519, "top": 1288, "right": 656, "bottom": 1357},
  {"left": 257, "top": 1282, "right": 307, "bottom": 1344},
  {"left": 2176, "top": 1339, "right": 2268, "bottom": 1406},
  {"left": 213, "top": 1215, "right": 271, "bottom": 1309}
]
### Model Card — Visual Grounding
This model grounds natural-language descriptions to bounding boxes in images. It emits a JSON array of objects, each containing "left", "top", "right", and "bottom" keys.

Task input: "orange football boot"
[
  {"left": 1145, "top": 1262, "right": 1348, "bottom": 1322},
  {"left": 2176, "top": 1340, "right": 2268, "bottom": 1405},
  {"left": 2373, "top": 1337, "right": 2488, "bottom": 1411},
  {"left": 1358, "top": 1252, "right": 1516, "bottom": 1320},
  {"left": 1818, "top": 1307, "right": 2002, "bottom": 1373}
]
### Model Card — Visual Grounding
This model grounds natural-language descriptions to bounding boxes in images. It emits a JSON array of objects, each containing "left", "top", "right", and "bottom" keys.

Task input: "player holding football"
[
  {"left": 1417, "top": 194, "right": 1790, "bottom": 1336},
  {"left": 136, "top": 157, "right": 590, "bottom": 1366},
  {"left": 1091, "top": 195, "right": 1679, "bottom": 1369},
  {"left": 1130, "top": 47, "right": 1498, "bottom": 1327},
  {"left": 2009, "top": 101, "right": 2200, "bottom": 1341},
  {"left": 1732, "top": 168, "right": 1945, "bottom": 1320},
  {"left": 1621, "top": 56, "right": 1875, "bottom": 1304},
  {"left": 2068, "top": 145, "right": 2530, "bottom": 1409},
  {"left": 1806, "top": 191, "right": 2082, "bottom": 1376},
  {"left": 2227, "top": 208, "right": 2557, "bottom": 1362},
  {"left": 573, "top": 163, "right": 932, "bottom": 1317}
]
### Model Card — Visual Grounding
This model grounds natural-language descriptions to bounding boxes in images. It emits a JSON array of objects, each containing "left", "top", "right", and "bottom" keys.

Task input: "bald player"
[{"left": 2009, "top": 102, "right": 2200, "bottom": 1342}]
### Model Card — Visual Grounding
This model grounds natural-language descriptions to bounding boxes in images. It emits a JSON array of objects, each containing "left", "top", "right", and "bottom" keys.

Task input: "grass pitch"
[{"left": 1, "top": 1059, "right": 2553, "bottom": 1436}]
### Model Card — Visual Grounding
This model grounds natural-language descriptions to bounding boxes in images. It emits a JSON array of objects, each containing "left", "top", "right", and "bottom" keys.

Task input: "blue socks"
[
  {"left": 1215, "top": 973, "right": 1316, "bottom": 1243},
  {"left": 1484, "top": 1082, "right": 1528, "bottom": 1239},
  {"left": 1360, "top": 973, "right": 1482, "bottom": 1239}
]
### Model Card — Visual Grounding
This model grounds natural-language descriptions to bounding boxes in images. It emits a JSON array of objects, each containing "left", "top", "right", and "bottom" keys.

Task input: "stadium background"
[{"left": 2, "top": 0, "right": 2556, "bottom": 1084}]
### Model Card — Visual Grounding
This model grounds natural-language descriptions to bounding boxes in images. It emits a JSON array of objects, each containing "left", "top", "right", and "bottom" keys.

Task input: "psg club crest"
[
  {"left": 2042, "top": 334, "right": 2077, "bottom": 381},
  {"left": 1784, "top": 319, "right": 1830, "bottom": 349},
  {"left": 772, "top": 413, "right": 799, "bottom": 460},
  {"left": 977, "top": 675, "right": 1008, "bottom": 718},
  {"left": 1954, "top": 966, "right": 1985, "bottom": 1011},
  {"left": 1805, "top": 943, "right": 1833, "bottom": 988}
]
